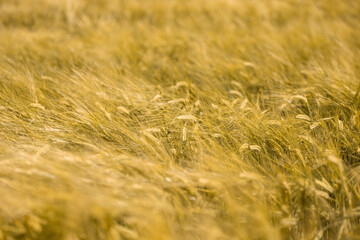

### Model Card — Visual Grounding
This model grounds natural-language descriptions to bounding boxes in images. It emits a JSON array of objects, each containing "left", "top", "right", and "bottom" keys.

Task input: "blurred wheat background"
[{"left": 0, "top": 0, "right": 360, "bottom": 239}]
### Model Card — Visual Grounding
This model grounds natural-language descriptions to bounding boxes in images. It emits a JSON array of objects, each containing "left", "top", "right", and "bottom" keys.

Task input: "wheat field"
[{"left": 0, "top": 0, "right": 360, "bottom": 239}]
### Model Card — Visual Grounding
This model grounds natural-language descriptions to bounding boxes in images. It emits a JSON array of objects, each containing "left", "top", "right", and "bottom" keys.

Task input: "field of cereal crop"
[{"left": 0, "top": 0, "right": 360, "bottom": 239}]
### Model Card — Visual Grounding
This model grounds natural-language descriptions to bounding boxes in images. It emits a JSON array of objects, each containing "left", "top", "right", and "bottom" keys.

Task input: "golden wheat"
[{"left": 0, "top": 0, "right": 360, "bottom": 239}]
